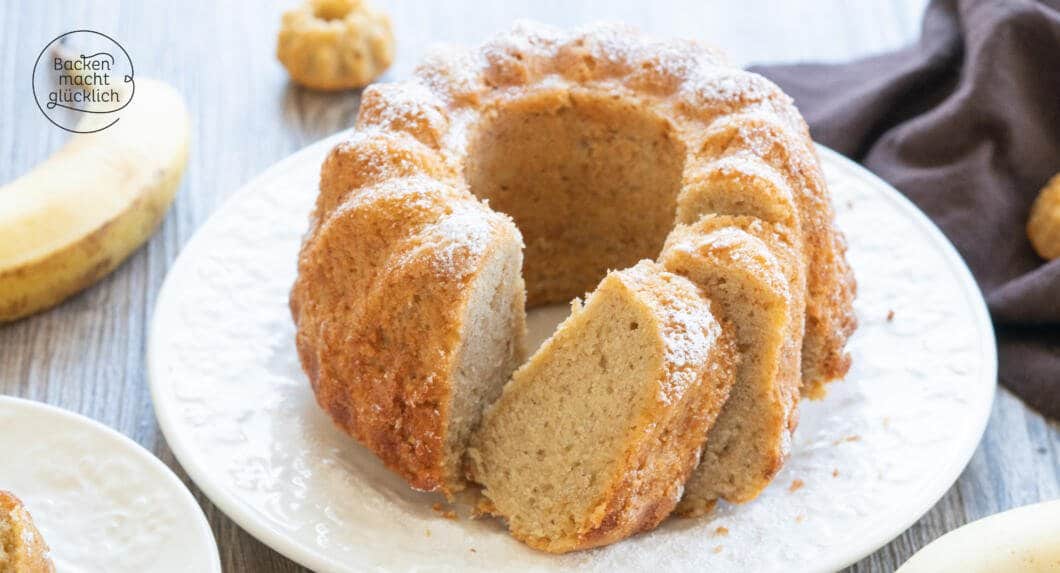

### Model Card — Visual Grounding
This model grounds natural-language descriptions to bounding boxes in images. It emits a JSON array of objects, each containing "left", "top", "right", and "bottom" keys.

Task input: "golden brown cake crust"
[
  {"left": 291, "top": 20, "right": 856, "bottom": 509},
  {"left": 0, "top": 491, "right": 54, "bottom": 573},
  {"left": 1028, "top": 173, "right": 1060, "bottom": 261},
  {"left": 291, "top": 176, "right": 521, "bottom": 494}
]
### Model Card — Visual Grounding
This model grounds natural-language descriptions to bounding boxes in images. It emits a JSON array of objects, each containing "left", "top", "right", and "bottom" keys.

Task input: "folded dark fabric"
[{"left": 751, "top": 0, "right": 1060, "bottom": 418}]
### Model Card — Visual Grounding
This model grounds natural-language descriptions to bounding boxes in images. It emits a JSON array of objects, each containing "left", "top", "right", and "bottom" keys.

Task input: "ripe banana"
[{"left": 0, "top": 78, "right": 189, "bottom": 322}]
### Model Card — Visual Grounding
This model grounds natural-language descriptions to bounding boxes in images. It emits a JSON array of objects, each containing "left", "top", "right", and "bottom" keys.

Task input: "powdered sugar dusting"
[
  {"left": 421, "top": 206, "right": 493, "bottom": 277},
  {"left": 384, "top": 202, "right": 495, "bottom": 280},
  {"left": 359, "top": 83, "right": 450, "bottom": 147},
  {"left": 683, "top": 226, "right": 748, "bottom": 252},
  {"left": 618, "top": 262, "right": 724, "bottom": 404},
  {"left": 572, "top": 21, "right": 642, "bottom": 69},
  {"left": 665, "top": 226, "right": 792, "bottom": 300},
  {"left": 705, "top": 152, "right": 792, "bottom": 191},
  {"left": 333, "top": 175, "right": 448, "bottom": 219},
  {"left": 398, "top": 20, "right": 813, "bottom": 204},
  {"left": 480, "top": 19, "right": 564, "bottom": 64},
  {"left": 414, "top": 44, "right": 486, "bottom": 105},
  {"left": 327, "top": 128, "right": 445, "bottom": 191},
  {"left": 679, "top": 67, "right": 775, "bottom": 109},
  {"left": 413, "top": 20, "right": 762, "bottom": 110},
  {"left": 715, "top": 110, "right": 816, "bottom": 171},
  {"left": 657, "top": 292, "right": 724, "bottom": 404}
]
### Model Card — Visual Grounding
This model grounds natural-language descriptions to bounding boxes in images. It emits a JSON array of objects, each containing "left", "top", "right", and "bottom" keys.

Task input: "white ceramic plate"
[
  {"left": 896, "top": 500, "right": 1060, "bottom": 572},
  {"left": 148, "top": 134, "right": 996, "bottom": 573},
  {"left": 0, "top": 397, "right": 221, "bottom": 573}
]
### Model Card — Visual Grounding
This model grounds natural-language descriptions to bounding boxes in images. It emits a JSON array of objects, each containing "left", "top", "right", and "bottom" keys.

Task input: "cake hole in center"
[{"left": 465, "top": 90, "right": 687, "bottom": 307}]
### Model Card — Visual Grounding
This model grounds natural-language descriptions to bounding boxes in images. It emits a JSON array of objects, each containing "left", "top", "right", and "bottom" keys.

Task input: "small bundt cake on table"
[
  {"left": 277, "top": 0, "right": 394, "bottom": 90},
  {"left": 290, "top": 21, "right": 857, "bottom": 551}
]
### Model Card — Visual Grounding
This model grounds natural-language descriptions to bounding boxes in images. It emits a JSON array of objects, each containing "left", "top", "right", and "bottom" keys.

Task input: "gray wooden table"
[{"left": 2, "top": 1, "right": 1057, "bottom": 571}]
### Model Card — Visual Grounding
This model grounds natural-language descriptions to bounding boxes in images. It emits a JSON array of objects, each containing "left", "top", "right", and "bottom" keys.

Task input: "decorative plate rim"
[{"left": 808, "top": 146, "right": 996, "bottom": 573}]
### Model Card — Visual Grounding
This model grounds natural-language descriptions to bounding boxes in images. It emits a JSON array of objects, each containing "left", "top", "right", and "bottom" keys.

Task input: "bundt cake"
[
  {"left": 466, "top": 261, "right": 737, "bottom": 553},
  {"left": 659, "top": 215, "right": 803, "bottom": 514},
  {"left": 0, "top": 491, "right": 54, "bottom": 573},
  {"left": 289, "top": 20, "right": 857, "bottom": 549}
]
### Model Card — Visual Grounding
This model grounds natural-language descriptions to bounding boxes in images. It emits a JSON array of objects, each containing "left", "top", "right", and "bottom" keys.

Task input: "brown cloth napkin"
[{"left": 751, "top": 0, "right": 1060, "bottom": 418}]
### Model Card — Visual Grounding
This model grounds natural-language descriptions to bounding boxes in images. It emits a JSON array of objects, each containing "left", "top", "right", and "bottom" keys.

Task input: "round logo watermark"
[{"left": 32, "top": 30, "right": 135, "bottom": 133}]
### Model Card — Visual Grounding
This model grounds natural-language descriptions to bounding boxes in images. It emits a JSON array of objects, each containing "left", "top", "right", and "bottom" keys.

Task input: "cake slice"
[
  {"left": 659, "top": 215, "right": 804, "bottom": 514},
  {"left": 0, "top": 491, "right": 54, "bottom": 573},
  {"left": 678, "top": 120, "right": 857, "bottom": 397},
  {"left": 676, "top": 155, "right": 800, "bottom": 233},
  {"left": 467, "top": 260, "right": 737, "bottom": 553},
  {"left": 291, "top": 177, "right": 527, "bottom": 497}
]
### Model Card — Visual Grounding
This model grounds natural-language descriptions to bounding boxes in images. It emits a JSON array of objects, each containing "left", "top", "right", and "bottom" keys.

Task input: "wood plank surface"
[{"left": 1, "top": 1, "right": 1056, "bottom": 571}]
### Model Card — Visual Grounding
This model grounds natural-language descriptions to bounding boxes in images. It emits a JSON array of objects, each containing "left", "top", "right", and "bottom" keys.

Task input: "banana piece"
[
  {"left": 897, "top": 499, "right": 1060, "bottom": 572},
  {"left": 0, "top": 78, "right": 189, "bottom": 322}
]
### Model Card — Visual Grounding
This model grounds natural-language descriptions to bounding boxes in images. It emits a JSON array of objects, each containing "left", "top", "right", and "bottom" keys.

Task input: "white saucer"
[
  {"left": 148, "top": 134, "right": 996, "bottom": 573},
  {"left": 0, "top": 397, "right": 221, "bottom": 573}
]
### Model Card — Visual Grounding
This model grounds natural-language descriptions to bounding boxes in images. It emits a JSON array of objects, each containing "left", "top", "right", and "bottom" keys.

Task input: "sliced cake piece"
[
  {"left": 0, "top": 491, "right": 54, "bottom": 573},
  {"left": 291, "top": 177, "right": 527, "bottom": 497},
  {"left": 467, "top": 260, "right": 737, "bottom": 553},
  {"left": 676, "top": 155, "right": 800, "bottom": 232},
  {"left": 694, "top": 113, "right": 856, "bottom": 396},
  {"left": 659, "top": 215, "right": 804, "bottom": 514}
]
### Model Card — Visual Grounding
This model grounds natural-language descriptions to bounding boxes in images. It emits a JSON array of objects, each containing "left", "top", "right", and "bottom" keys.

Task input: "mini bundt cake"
[
  {"left": 290, "top": 20, "right": 857, "bottom": 548},
  {"left": 0, "top": 491, "right": 54, "bottom": 573},
  {"left": 467, "top": 261, "right": 737, "bottom": 553},
  {"left": 1028, "top": 173, "right": 1060, "bottom": 260},
  {"left": 660, "top": 215, "right": 803, "bottom": 514},
  {"left": 277, "top": 0, "right": 395, "bottom": 91}
]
